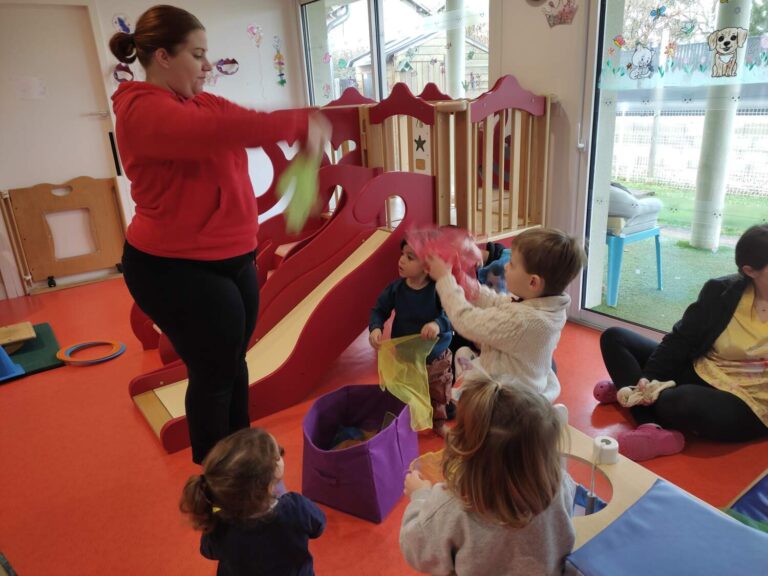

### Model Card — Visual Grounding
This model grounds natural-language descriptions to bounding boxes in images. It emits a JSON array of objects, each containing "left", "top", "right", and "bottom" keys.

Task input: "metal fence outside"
[{"left": 612, "top": 108, "right": 768, "bottom": 197}]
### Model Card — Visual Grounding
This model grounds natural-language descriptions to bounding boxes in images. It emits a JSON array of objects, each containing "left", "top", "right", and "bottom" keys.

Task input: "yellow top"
[{"left": 694, "top": 283, "right": 768, "bottom": 426}]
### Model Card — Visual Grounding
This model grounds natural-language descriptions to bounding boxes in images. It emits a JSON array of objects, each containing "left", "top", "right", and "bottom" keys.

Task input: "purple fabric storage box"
[{"left": 302, "top": 384, "right": 419, "bottom": 523}]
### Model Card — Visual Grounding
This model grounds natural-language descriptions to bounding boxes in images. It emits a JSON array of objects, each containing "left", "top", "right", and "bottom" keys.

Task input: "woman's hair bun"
[{"left": 109, "top": 32, "right": 137, "bottom": 64}]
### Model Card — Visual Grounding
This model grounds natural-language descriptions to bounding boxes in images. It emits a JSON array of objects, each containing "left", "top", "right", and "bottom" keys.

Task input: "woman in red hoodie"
[{"left": 110, "top": 5, "right": 328, "bottom": 464}]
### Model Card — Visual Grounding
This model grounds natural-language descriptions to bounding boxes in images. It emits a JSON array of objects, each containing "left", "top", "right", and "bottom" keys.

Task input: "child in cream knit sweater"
[{"left": 426, "top": 228, "right": 586, "bottom": 402}]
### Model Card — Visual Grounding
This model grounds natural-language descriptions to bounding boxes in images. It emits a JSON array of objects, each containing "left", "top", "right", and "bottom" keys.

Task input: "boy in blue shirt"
[{"left": 369, "top": 240, "right": 453, "bottom": 435}]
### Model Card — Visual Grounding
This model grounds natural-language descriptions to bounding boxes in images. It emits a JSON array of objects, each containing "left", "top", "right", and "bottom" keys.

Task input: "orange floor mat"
[{"left": 0, "top": 279, "right": 765, "bottom": 575}]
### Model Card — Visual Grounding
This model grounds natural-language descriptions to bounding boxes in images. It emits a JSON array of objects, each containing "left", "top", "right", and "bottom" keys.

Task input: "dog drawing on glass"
[
  {"left": 628, "top": 46, "right": 654, "bottom": 80},
  {"left": 708, "top": 27, "right": 748, "bottom": 77}
]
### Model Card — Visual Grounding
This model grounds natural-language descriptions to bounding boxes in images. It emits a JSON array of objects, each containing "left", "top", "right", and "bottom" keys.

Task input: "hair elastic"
[{"left": 56, "top": 341, "right": 126, "bottom": 366}]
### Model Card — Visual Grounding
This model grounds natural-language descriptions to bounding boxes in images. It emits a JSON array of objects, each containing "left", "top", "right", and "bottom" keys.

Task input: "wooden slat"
[
  {"left": 434, "top": 111, "right": 452, "bottom": 225},
  {"left": 529, "top": 96, "right": 551, "bottom": 226},
  {"left": 496, "top": 110, "right": 507, "bottom": 235},
  {"left": 0, "top": 192, "right": 32, "bottom": 292},
  {"left": 482, "top": 116, "right": 494, "bottom": 237},
  {"left": 405, "top": 115, "right": 414, "bottom": 172},
  {"left": 382, "top": 116, "right": 397, "bottom": 172},
  {"left": 454, "top": 109, "right": 472, "bottom": 230},
  {"left": 519, "top": 111, "right": 532, "bottom": 226},
  {"left": 471, "top": 122, "right": 479, "bottom": 235},
  {"left": 508, "top": 110, "right": 521, "bottom": 231}
]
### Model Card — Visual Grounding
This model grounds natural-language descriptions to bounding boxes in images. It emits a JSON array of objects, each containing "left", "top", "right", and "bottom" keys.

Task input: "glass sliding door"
[
  {"left": 300, "top": 0, "right": 377, "bottom": 105},
  {"left": 300, "top": 0, "right": 490, "bottom": 106},
  {"left": 584, "top": 0, "right": 768, "bottom": 333}
]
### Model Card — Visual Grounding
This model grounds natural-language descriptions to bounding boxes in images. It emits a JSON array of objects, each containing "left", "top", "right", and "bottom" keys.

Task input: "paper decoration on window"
[
  {"left": 247, "top": 24, "right": 263, "bottom": 48},
  {"left": 112, "top": 14, "right": 132, "bottom": 33},
  {"left": 614, "top": 35, "right": 626, "bottom": 49},
  {"left": 543, "top": 0, "right": 578, "bottom": 27},
  {"left": 707, "top": 27, "right": 748, "bottom": 78},
  {"left": 216, "top": 58, "right": 239, "bottom": 76},
  {"left": 628, "top": 45, "right": 654, "bottom": 80},
  {"left": 680, "top": 20, "right": 696, "bottom": 37},
  {"left": 322, "top": 52, "right": 331, "bottom": 64},
  {"left": 649, "top": 6, "right": 666, "bottom": 22},
  {"left": 322, "top": 83, "right": 332, "bottom": 99},
  {"left": 113, "top": 63, "right": 134, "bottom": 83},
  {"left": 273, "top": 36, "right": 286, "bottom": 87}
]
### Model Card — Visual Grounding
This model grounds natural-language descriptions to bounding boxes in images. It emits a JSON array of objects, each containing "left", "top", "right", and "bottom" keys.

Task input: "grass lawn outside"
[
  {"left": 589, "top": 235, "right": 737, "bottom": 333},
  {"left": 615, "top": 180, "right": 768, "bottom": 237}
]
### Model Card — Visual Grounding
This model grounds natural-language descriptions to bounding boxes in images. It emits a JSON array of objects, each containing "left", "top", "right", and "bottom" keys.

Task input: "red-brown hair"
[{"left": 109, "top": 5, "right": 204, "bottom": 68}]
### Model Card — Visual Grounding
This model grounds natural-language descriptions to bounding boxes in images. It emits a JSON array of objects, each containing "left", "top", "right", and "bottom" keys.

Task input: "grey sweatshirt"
[
  {"left": 435, "top": 275, "right": 570, "bottom": 402},
  {"left": 400, "top": 474, "right": 576, "bottom": 576}
]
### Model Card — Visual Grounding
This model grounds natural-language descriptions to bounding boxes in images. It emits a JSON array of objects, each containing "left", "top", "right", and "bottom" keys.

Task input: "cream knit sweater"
[{"left": 436, "top": 275, "right": 570, "bottom": 401}]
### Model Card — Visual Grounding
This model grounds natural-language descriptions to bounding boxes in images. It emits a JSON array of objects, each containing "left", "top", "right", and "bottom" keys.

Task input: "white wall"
[
  {"left": 490, "top": 0, "right": 597, "bottom": 310},
  {"left": 0, "top": 0, "right": 306, "bottom": 297},
  {"left": 92, "top": 0, "right": 306, "bottom": 110},
  {"left": 91, "top": 0, "right": 308, "bottom": 208}
]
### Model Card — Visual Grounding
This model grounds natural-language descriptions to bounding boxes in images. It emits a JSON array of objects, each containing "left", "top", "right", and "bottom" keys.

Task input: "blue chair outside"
[{"left": 605, "top": 227, "right": 662, "bottom": 307}]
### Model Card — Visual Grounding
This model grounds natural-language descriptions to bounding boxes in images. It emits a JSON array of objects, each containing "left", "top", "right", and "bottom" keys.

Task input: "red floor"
[{"left": 0, "top": 278, "right": 765, "bottom": 575}]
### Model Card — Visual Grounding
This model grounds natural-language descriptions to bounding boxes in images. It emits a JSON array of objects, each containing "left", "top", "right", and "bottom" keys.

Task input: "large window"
[
  {"left": 300, "top": 0, "right": 489, "bottom": 105},
  {"left": 584, "top": 0, "right": 768, "bottom": 332}
]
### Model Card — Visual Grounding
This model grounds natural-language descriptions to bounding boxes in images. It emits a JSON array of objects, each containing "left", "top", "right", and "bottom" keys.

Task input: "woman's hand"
[
  {"left": 404, "top": 470, "right": 432, "bottom": 497},
  {"left": 369, "top": 328, "right": 383, "bottom": 350},
  {"left": 426, "top": 254, "right": 451, "bottom": 281},
  {"left": 306, "top": 111, "right": 331, "bottom": 159},
  {"left": 420, "top": 322, "right": 440, "bottom": 340}
]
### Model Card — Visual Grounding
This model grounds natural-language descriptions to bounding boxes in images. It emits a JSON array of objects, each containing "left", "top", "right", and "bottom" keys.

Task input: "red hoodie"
[{"left": 112, "top": 82, "right": 309, "bottom": 260}]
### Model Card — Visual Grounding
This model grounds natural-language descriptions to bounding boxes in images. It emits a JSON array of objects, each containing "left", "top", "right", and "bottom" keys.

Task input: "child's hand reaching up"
[
  {"left": 425, "top": 254, "right": 451, "bottom": 281},
  {"left": 420, "top": 321, "right": 440, "bottom": 340},
  {"left": 369, "top": 328, "right": 383, "bottom": 350},
  {"left": 404, "top": 470, "right": 433, "bottom": 497}
]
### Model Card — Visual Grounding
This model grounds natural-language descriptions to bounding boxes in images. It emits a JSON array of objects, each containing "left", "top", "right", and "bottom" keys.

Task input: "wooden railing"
[{"left": 320, "top": 75, "right": 551, "bottom": 240}]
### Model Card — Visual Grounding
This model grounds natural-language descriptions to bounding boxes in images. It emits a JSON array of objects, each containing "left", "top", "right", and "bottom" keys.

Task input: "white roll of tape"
[{"left": 593, "top": 435, "right": 619, "bottom": 465}]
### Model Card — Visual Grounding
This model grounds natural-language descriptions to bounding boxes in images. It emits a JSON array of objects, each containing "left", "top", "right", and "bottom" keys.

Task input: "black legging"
[
  {"left": 600, "top": 327, "right": 767, "bottom": 442},
  {"left": 123, "top": 242, "right": 259, "bottom": 463}
]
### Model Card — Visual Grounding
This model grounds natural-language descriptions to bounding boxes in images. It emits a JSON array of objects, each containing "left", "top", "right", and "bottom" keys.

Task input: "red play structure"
[{"left": 129, "top": 75, "right": 552, "bottom": 453}]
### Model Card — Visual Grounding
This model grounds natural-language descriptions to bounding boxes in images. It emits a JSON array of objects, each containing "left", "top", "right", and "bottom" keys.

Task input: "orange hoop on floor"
[{"left": 56, "top": 341, "right": 126, "bottom": 366}]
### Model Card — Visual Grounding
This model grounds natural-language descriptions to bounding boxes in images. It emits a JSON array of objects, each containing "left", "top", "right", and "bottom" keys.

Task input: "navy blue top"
[
  {"left": 369, "top": 278, "right": 452, "bottom": 362},
  {"left": 200, "top": 492, "right": 326, "bottom": 576}
]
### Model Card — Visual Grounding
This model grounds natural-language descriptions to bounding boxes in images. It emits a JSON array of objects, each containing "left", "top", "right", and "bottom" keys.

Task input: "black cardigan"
[{"left": 643, "top": 274, "right": 750, "bottom": 382}]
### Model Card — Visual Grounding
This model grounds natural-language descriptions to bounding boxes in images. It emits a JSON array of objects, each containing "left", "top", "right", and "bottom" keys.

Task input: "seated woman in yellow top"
[{"left": 598, "top": 224, "right": 768, "bottom": 461}]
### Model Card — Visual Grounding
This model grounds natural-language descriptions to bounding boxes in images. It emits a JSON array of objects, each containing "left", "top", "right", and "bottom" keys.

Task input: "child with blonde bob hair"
[
  {"left": 180, "top": 427, "right": 326, "bottom": 575},
  {"left": 400, "top": 373, "right": 576, "bottom": 575}
]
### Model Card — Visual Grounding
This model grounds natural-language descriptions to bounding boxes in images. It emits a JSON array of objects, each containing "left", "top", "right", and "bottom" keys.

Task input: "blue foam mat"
[
  {"left": 731, "top": 471, "right": 768, "bottom": 524},
  {"left": 565, "top": 479, "right": 768, "bottom": 576}
]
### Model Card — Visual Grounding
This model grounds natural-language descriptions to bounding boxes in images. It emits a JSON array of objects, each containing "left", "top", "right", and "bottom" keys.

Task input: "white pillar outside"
[
  {"left": 691, "top": 0, "right": 752, "bottom": 250},
  {"left": 446, "top": 0, "right": 466, "bottom": 98}
]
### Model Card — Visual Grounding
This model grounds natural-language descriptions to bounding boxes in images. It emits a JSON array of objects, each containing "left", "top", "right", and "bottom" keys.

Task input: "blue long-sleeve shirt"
[
  {"left": 200, "top": 492, "right": 326, "bottom": 576},
  {"left": 369, "top": 278, "right": 452, "bottom": 362}
]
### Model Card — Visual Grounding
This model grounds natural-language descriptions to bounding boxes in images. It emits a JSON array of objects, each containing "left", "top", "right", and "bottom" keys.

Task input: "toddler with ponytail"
[{"left": 180, "top": 427, "right": 325, "bottom": 575}]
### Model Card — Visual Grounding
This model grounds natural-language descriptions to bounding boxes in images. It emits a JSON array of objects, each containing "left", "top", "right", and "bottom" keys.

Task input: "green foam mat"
[{"left": 8, "top": 322, "right": 64, "bottom": 377}]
